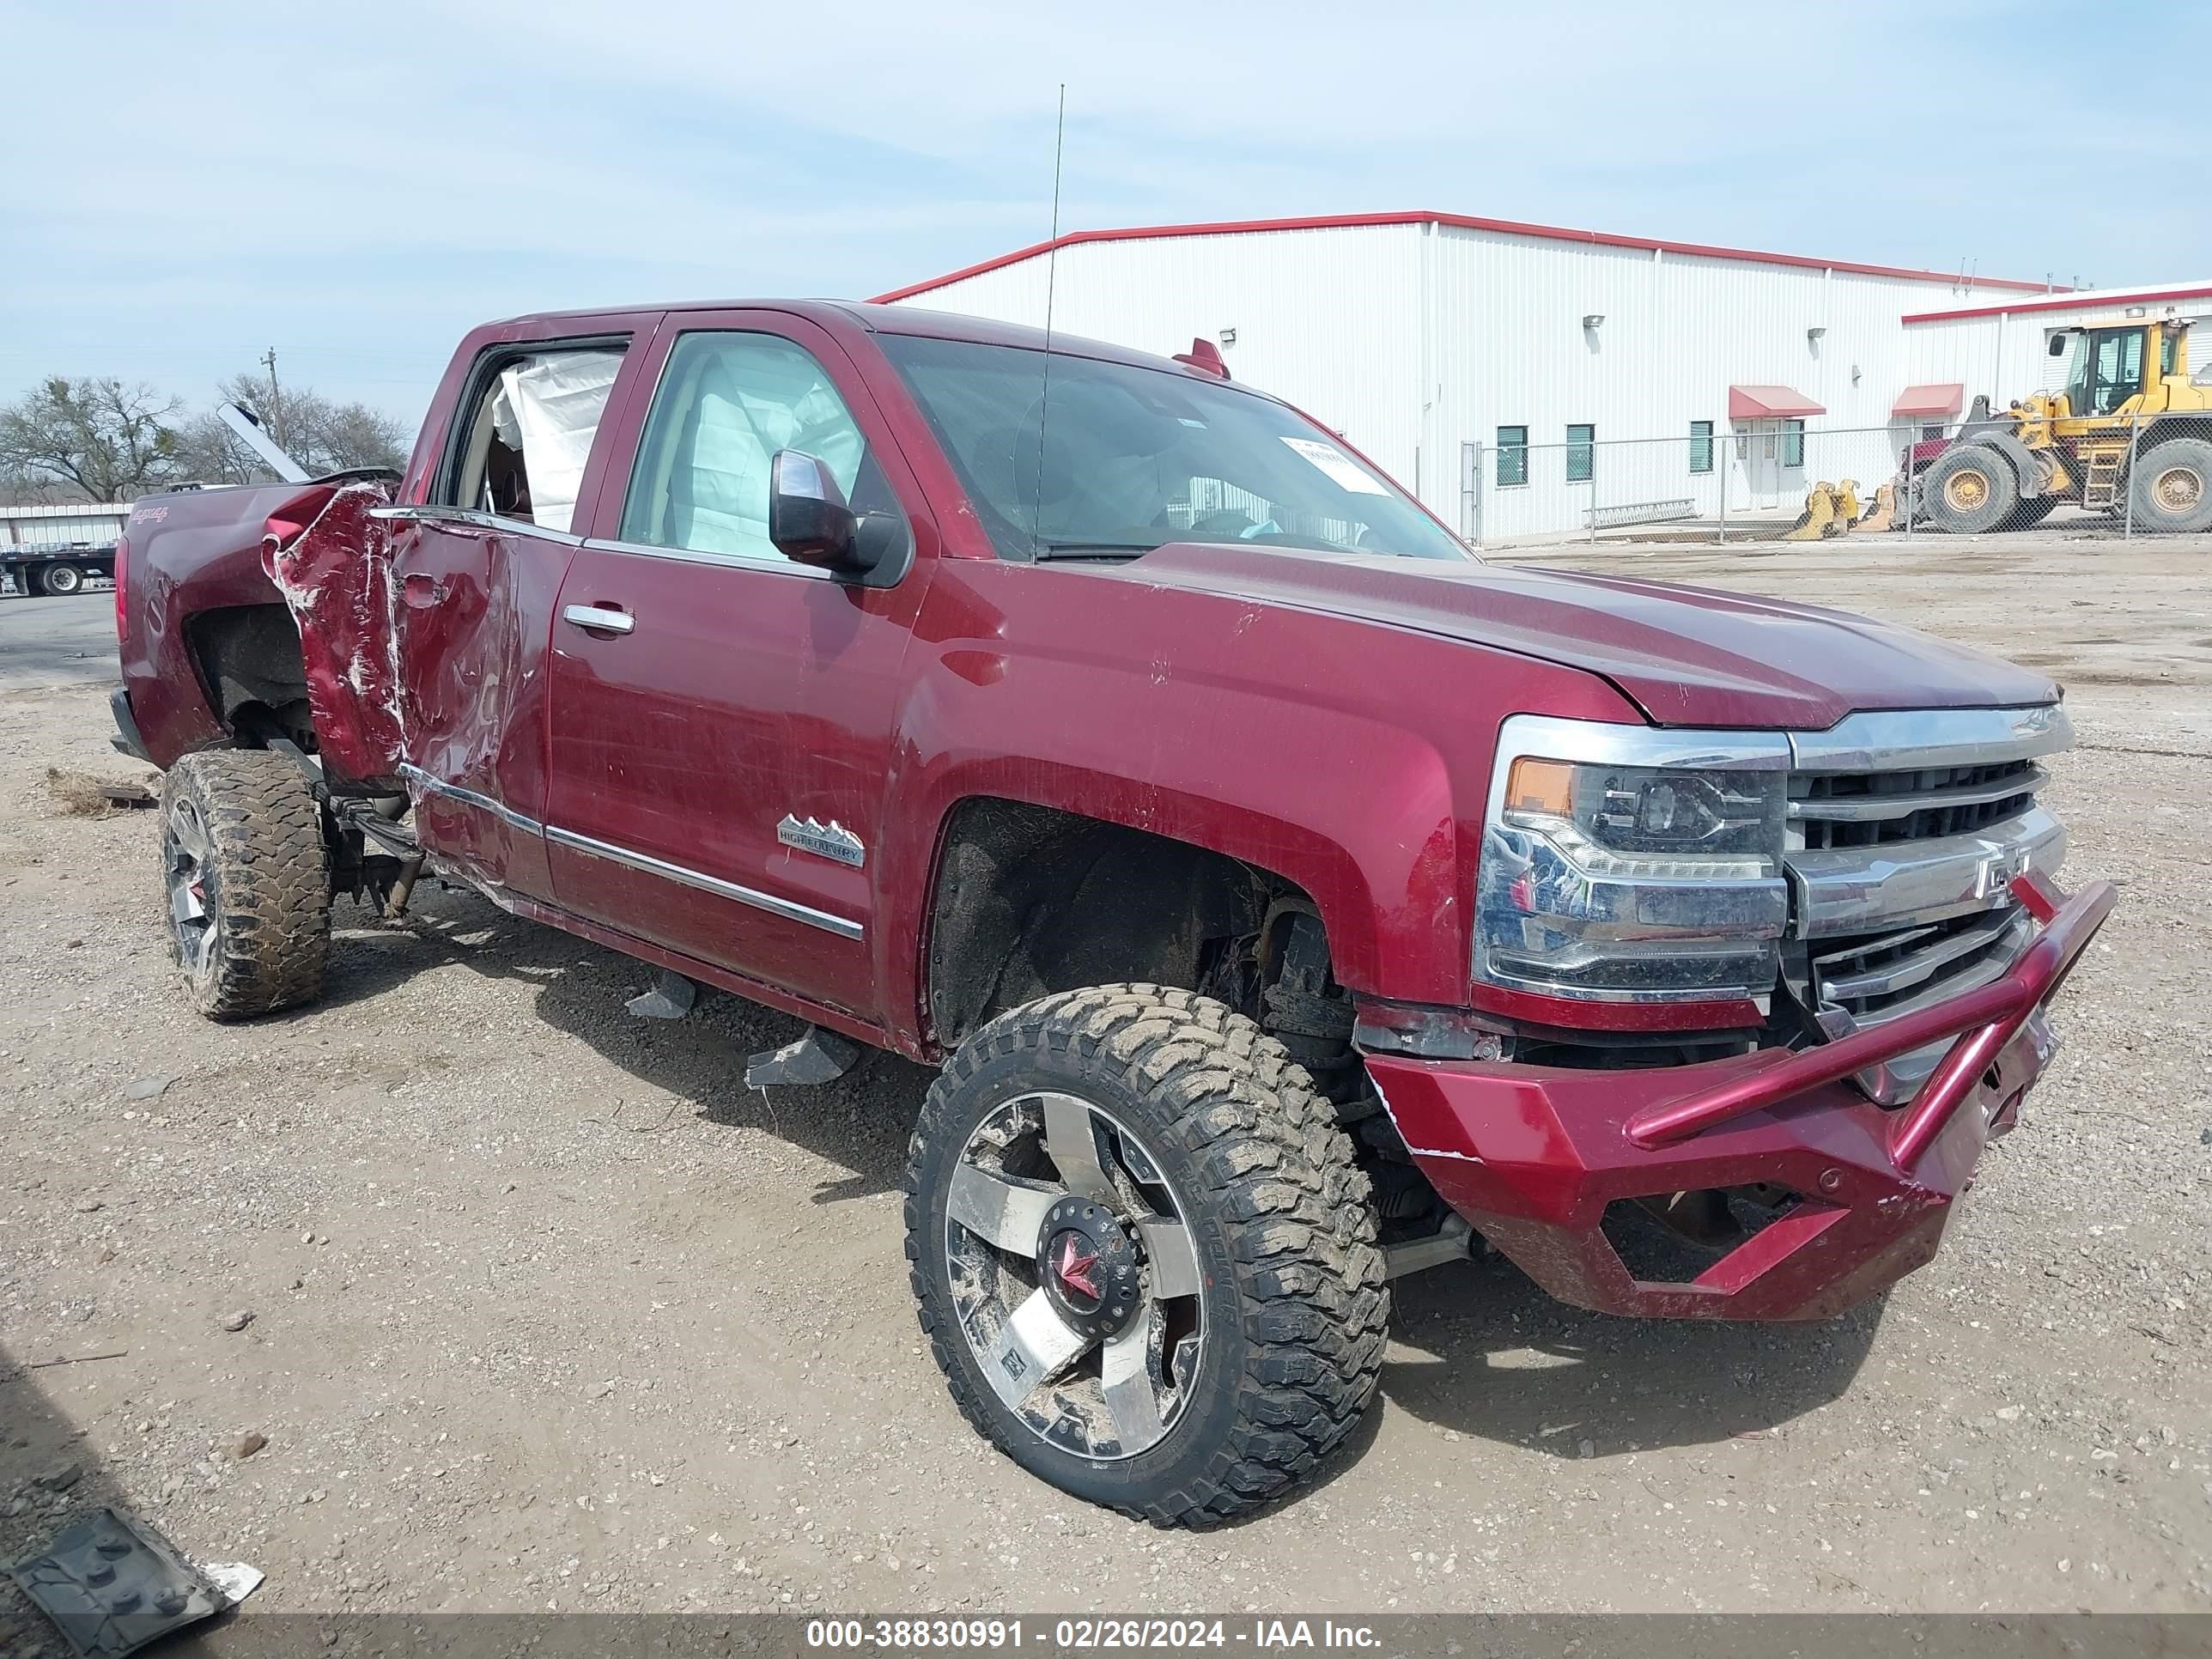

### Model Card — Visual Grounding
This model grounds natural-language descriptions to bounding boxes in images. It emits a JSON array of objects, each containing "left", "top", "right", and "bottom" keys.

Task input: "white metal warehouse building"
[{"left": 878, "top": 212, "right": 2191, "bottom": 544}]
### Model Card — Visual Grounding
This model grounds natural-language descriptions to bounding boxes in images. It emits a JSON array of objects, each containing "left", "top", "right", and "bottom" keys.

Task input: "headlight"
[{"left": 1475, "top": 715, "right": 1791, "bottom": 1006}]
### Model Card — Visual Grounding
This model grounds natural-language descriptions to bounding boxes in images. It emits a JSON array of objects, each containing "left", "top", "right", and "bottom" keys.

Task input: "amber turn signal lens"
[{"left": 1505, "top": 757, "right": 1576, "bottom": 817}]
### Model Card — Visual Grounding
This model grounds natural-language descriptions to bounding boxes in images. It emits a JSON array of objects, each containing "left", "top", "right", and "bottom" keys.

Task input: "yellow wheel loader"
[{"left": 1917, "top": 314, "right": 2212, "bottom": 533}]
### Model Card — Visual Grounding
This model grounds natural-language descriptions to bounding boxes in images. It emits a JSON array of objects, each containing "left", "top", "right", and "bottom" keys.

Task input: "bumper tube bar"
[
  {"left": 1625, "top": 871, "right": 2113, "bottom": 1169},
  {"left": 1366, "top": 868, "right": 2113, "bottom": 1321},
  {"left": 109, "top": 684, "right": 151, "bottom": 763}
]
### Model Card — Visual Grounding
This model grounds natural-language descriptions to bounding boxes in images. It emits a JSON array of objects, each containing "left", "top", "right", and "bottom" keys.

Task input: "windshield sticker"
[{"left": 1279, "top": 436, "right": 1389, "bottom": 495}]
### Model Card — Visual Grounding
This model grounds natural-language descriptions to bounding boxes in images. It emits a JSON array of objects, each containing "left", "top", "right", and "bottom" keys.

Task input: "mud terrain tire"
[
  {"left": 1921, "top": 441, "right": 2021, "bottom": 534},
  {"left": 2128, "top": 436, "right": 2212, "bottom": 533},
  {"left": 905, "top": 983, "right": 1389, "bottom": 1525},
  {"left": 160, "top": 749, "right": 331, "bottom": 1019}
]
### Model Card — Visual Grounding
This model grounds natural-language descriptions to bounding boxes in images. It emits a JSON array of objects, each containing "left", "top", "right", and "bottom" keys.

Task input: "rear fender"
[{"left": 259, "top": 479, "right": 404, "bottom": 787}]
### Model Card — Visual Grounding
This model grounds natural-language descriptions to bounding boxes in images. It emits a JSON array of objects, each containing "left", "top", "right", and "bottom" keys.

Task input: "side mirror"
[
  {"left": 768, "top": 449, "right": 863, "bottom": 570},
  {"left": 2049, "top": 334, "right": 2069, "bottom": 357}
]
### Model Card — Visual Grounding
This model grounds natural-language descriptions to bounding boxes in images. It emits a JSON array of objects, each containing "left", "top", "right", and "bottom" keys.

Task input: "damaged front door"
[{"left": 271, "top": 331, "right": 648, "bottom": 902}]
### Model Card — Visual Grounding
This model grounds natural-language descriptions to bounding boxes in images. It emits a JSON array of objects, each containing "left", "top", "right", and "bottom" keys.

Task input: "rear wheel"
[
  {"left": 1921, "top": 443, "right": 2020, "bottom": 534},
  {"left": 160, "top": 750, "right": 331, "bottom": 1018},
  {"left": 2128, "top": 436, "right": 2212, "bottom": 532},
  {"left": 39, "top": 563, "right": 83, "bottom": 596},
  {"left": 905, "top": 984, "right": 1388, "bottom": 1525}
]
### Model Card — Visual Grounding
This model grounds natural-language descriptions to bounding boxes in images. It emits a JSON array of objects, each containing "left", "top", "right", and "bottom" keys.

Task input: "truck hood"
[{"left": 1116, "top": 544, "right": 2059, "bottom": 729}]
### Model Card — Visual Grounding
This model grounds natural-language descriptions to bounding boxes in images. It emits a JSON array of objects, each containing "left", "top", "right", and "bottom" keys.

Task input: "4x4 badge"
[{"left": 776, "top": 814, "right": 866, "bottom": 868}]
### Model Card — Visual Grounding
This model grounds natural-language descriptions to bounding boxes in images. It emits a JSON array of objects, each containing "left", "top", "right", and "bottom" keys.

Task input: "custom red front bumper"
[{"left": 1365, "top": 872, "right": 2116, "bottom": 1321}]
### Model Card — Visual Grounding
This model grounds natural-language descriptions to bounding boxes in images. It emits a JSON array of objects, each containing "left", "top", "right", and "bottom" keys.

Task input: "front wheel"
[
  {"left": 1920, "top": 443, "right": 2021, "bottom": 533},
  {"left": 904, "top": 985, "right": 1389, "bottom": 1526}
]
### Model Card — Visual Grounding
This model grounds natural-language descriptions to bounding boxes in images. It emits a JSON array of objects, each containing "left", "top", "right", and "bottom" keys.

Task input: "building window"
[
  {"left": 1920, "top": 422, "right": 1946, "bottom": 442},
  {"left": 1495, "top": 425, "right": 1528, "bottom": 488},
  {"left": 1565, "top": 423, "right": 1595, "bottom": 483},
  {"left": 1781, "top": 418, "right": 1805, "bottom": 468},
  {"left": 1688, "top": 420, "right": 1714, "bottom": 474}
]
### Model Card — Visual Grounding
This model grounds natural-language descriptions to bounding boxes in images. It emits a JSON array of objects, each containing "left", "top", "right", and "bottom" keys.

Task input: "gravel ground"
[{"left": 1, "top": 537, "right": 2208, "bottom": 1630}]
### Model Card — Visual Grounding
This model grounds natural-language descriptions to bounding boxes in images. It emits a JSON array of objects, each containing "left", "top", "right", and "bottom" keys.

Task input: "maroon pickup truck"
[{"left": 113, "top": 301, "right": 2113, "bottom": 1525}]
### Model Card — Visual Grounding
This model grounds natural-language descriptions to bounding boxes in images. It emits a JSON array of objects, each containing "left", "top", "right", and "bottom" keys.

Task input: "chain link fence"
[{"left": 1459, "top": 411, "right": 2211, "bottom": 548}]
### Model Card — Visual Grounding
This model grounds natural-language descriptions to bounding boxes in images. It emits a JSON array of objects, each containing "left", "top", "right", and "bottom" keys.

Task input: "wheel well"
[
  {"left": 924, "top": 799, "right": 1437, "bottom": 1232},
  {"left": 186, "top": 604, "right": 314, "bottom": 750},
  {"left": 925, "top": 799, "right": 1328, "bottom": 1049},
  {"left": 2143, "top": 416, "right": 2212, "bottom": 452}
]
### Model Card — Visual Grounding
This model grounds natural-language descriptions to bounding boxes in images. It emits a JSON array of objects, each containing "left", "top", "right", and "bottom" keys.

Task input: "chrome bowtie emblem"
[{"left": 776, "top": 814, "right": 866, "bottom": 868}]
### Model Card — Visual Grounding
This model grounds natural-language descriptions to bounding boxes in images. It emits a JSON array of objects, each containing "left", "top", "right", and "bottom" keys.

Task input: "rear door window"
[{"left": 447, "top": 347, "right": 626, "bottom": 535}]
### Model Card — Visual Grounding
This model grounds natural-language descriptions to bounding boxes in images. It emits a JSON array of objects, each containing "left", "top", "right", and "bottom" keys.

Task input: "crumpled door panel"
[
  {"left": 261, "top": 479, "right": 405, "bottom": 787},
  {"left": 264, "top": 481, "right": 556, "bottom": 897}
]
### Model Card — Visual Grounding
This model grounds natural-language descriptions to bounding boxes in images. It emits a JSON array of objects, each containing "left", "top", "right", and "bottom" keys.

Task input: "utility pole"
[{"left": 257, "top": 347, "right": 283, "bottom": 456}]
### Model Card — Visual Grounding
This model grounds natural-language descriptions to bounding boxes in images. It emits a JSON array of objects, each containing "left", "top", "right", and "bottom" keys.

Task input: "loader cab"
[{"left": 2053, "top": 319, "right": 2189, "bottom": 419}]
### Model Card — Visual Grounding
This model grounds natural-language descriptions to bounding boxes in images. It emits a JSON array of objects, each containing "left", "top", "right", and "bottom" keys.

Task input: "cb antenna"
[{"left": 1030, "top": 82, "right": 1066, "bottom": 551}]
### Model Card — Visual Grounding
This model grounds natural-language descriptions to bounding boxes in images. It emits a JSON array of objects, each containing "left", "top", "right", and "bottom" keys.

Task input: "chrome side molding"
[
  {"left": 547, "top": 826, "right": 865, "bottom": 942},
  {"left": 397, "top": 765, "right": 865, "bottom": 942}
]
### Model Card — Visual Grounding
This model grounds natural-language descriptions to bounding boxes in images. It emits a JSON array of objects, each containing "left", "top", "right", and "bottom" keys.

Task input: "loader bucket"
[
  {"left": 1782, "top": 482, "right": 1838, "bottom": 541},
  {"left": 1856, "top": 482, "right": 1898, "bottom": 533}
]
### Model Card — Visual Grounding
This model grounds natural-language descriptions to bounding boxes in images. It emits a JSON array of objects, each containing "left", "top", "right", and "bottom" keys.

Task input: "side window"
[
  {"left": 1565, "top": 423, "right": 1595, "bottom": 483},
  {"left": 1495, "top": 425, "right": 1528, "bottom": 488},
  {"left": 1688, "top": 420, "right": 1714, "bottom": 474},
  {"left": 449, "top": 347, "right": 625, "bottom": 535},
  {"left": 620, "top": 331, "right": 872, "bottom": 562}
]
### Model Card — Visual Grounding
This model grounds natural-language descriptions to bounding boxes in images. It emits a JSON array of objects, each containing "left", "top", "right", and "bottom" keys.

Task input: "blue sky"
[{"left": 4, "top": 0, "right": 2206, "bottom": 427}]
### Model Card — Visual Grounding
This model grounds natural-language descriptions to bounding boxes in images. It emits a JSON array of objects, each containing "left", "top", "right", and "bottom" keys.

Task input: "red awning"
[
  {"left": 1729, "top": 385, "right": 1826, "bottom": 420},
  {"left": 1892, "top": 382, "right": 1965, "bottom": 418}
]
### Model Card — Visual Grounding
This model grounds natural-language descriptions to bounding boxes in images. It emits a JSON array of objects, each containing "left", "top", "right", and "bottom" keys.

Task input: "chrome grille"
[
  {"left": 1778, "top": 706, "right": 2072, "bottom": 1104},
  {"left": 1810, "top": 907, "right": 2032, "bottom": 1025},
  {"left": 1790, "top": 759, "right": 2044, "bottom": 851}
]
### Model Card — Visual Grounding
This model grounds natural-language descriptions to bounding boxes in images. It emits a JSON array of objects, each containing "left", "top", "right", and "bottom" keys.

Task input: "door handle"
[
  {"left": 401, "top": 572, "right": 446, "bottom": 609},
  {"left": 562, "top": 603, "right": 635, "bottom": 635}
]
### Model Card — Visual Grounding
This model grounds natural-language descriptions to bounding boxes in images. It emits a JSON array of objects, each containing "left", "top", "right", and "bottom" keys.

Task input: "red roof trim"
[
  {"left": 872, "top": 211, "right": 2059, "bottom": 305},
  {"left": 1729, "top": 385, "right": 1825, "bottom": 420},
  {"left": 1892, "top": 383, "right": 1964, "bottom": 417},
  {"left": 1903, "top": 283, "right": 2212, "bottom": 324}
]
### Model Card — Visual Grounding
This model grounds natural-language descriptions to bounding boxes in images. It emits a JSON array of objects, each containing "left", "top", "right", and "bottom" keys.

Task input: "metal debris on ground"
[
  {"left": 623, "top": 967, "right": 698, "bottom": 1020},
  {"left": 8, "top": 1508, "right": 251, "bottom": 1657},
  {"left": 194, "top": 1561, "right": 264, "bottom": 1605},
  {"left": 96, "top": 783, "right": 155, "bottom": 808},
  {"left": 744, "top": 1024, "right": 861, "bottom": 1088}
]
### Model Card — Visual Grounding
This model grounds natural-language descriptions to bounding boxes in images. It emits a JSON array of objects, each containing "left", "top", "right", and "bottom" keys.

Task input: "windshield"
[
  {"left": 2063, "top": 326, "right": 2146, "bottom": 417},
  {"left": 878, "top": 334, "right": 1470, "bottom": 562}
]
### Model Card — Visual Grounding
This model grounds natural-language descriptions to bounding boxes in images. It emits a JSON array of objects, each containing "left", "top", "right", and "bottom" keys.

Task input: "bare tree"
[
  {"left": 0, "top": 378, "right": 185, "bottom": 501},
  {"left": 171, "top": 374, "right": 409, "bottom": 484}
]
